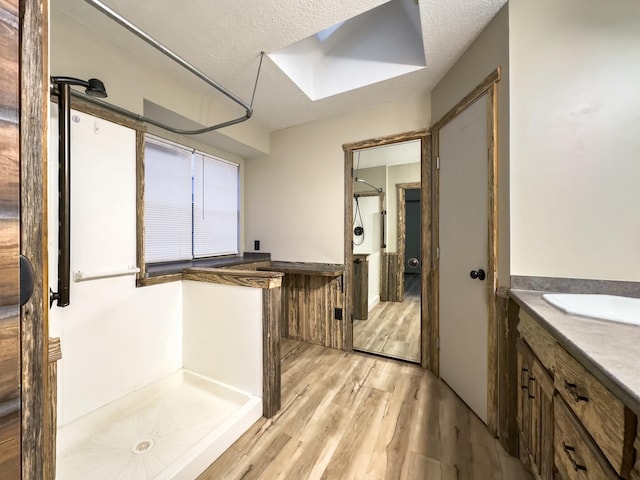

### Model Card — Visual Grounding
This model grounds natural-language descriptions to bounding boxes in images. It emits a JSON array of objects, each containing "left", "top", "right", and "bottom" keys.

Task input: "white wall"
[
  {"left": 431, "top": 4, "right": 510, "bottom": 284},
  {"left": 50, "top": 9, "right": 269, "bottom": 157},
  {"left": 49, "top": 108, "right": 183, "bottom": 426},
  {"left": 245, "top": 94, "right": 431, "bottom": 263},
  {"left": 353, "top": 196, "right": 382, "bottom": 307},
  {"left": 182, "top": 281, "right": 263, "bottom": 396},
  {"left": 509, "top": 0, "right": 640, "bottom": 281}
]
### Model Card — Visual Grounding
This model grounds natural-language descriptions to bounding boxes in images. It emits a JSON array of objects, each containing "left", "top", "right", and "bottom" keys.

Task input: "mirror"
[{"left": 351, "top": 139, "right": 422, "bottom": 363}]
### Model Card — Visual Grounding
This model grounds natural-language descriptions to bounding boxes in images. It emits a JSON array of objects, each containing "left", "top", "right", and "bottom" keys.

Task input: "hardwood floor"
[
  {"left": 199, "top": 339, "right": 532, "bottom": 480},
  {"left": 353, "top": 273, "right": 421, "bottom": 362}
]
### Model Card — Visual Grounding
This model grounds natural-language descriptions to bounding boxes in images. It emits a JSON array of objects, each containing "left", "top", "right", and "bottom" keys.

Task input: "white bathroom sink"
[{"left": 542, "top": 293, "right": 640, "bottom": 326}]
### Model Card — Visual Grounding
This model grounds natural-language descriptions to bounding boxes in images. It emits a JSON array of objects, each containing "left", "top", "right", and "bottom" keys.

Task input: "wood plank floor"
[
  {"left": 353, "top": 274, "right": 421, "bottom": 362},
  {"left": 199, "top": 339, "right": 532, "bottom": 480}
]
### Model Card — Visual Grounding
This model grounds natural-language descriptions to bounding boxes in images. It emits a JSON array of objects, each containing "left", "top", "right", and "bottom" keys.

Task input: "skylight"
[{"left": 269, "top": 0, "right": 426, "bottom": 101}]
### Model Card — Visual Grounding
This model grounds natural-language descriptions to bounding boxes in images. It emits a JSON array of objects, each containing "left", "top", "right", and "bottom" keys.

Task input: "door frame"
[
  {"left": 342, "top": 129, "right": 433, "bottom": 369},
  {"left": 19, "top": 0, "right": 50, "bottom": 477},
  {"left": 396, "top": 182, "right": 420, "bottom": 301},
  {"left": 431, "top": 68, "right": 501, "bottom": 433}
]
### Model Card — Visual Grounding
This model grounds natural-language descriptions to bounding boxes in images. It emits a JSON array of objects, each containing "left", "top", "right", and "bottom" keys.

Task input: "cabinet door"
[
  {"left": 532, "top": 358, "right": 554, "bottom": 480},
  {"left": 517, "top": 339, "right": 554, "bottom": 480},
  {"left": 516, "top": 339, "right": 534, "bottom": 466}
]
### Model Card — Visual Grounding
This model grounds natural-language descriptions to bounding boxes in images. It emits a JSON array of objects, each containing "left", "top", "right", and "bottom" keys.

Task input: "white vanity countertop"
[{"left": 510, "top": 289, "right": 640, "bottom": 416}]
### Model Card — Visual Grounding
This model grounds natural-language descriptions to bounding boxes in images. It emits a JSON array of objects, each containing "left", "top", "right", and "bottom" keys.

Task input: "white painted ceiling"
[{"left": 52, "top": 0, "right": 507, "bottom": 133}]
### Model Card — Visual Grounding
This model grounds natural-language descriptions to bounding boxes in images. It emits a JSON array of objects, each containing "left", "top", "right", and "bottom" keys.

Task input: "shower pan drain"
[{"left": 131, "top": 438, "right": 155, "bottom": 455}]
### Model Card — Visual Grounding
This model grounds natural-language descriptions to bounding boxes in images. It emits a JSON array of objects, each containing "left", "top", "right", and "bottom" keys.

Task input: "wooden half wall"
[{"left": 262, "top": 262, "right": 345, "bottom": 351}]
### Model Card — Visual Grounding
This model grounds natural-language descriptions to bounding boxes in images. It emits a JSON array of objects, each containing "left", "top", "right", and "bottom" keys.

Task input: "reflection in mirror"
[{"left": 352, "top": 140, "right": 421, "bottom": 363}]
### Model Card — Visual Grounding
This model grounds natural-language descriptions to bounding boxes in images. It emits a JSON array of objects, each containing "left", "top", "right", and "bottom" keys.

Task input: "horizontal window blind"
[
  {"left": 143, "top": 134, "right": 239, "bottom": 263},
  {"left": 144, "top": 136, "right": 193, "bottom": 263},
  {"left": 193, "top": 152, "right": 239, "bottom": 257}
]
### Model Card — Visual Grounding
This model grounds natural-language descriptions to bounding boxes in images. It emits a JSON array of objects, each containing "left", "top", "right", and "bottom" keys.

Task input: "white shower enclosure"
[{"left": 48, "top": 107, "right": 262, "bottom": 479}]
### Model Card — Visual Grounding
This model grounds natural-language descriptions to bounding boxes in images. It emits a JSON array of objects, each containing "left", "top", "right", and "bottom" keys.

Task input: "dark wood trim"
[
  {"left": 431, "top": 69, "right": 501, "bottom": 132},
  {"left": 421, "top": 134, "right": 433, "bottom": 371},
  {"left": 51, "top": 95, "right": 146, "bottom": 132},
  {"left": 183, "top": 268, "right": 283, "bottom": 289},
  {"left": 262, "top": 262, "right": 343, "bottom": 277},
  {"left": 431, "top": 67, "right": 501, "bottom": 430},
  {"left": 343, "top": 128, "right": 431, "bottom": 152},
  {"left": 344, "top": 131, "right": 432, "bottom": 365},
  {"left": 343, "top": 149, "right": 354, "bottom": 352},
  {"left": 486, "top": 82, "right": 500, "bottom": 436},
  {"left": 262, "top": 288, "right": 281, "bottom": 418},
  {"left": 136, "top": 273, "right": 183, "bottom": 287},
  {"left": 396, "top": 182, "right": 420, "bottom": 302},
  {"left": 20, "top": 0, "right": 49, "bottom": 478},
  {"left": 135, "top": 131, "right": 146, "bottom": 281}
]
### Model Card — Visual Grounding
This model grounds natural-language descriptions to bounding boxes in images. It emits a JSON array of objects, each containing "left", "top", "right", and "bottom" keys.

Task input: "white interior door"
[{"left": 439, "top": 94, "right": 489, "bottom": 423}]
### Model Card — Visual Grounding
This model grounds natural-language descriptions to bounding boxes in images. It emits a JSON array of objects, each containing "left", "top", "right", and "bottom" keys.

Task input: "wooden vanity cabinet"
[
  {"left": 555, "top": 344, "right": 636, "bottom": 478},
  {"left": 517, "top": 338, "right": 554, "bottom": 480},
  {"left": 516, "top": 309, "right": 638, "bottom": 480},
  {"left": 554, "top": 396, "right": 618, "bottom": 480},
  {"left": 632, "top": 431, "right": 640, "bottom": 480}
]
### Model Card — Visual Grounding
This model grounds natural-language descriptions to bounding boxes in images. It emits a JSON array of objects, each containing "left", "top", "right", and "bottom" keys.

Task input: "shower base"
[{"left": 56, "top": 369, "right": 262, "bottom": 480}]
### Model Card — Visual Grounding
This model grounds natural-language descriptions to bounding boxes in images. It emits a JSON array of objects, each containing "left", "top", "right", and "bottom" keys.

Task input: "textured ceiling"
[{"left": 52, "top": 0, "right": 507, "bottom": 133}]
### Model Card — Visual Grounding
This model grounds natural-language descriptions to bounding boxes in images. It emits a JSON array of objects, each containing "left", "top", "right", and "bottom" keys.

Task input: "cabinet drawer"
[
  {"left": 554, "top": 396, "right": 618, "bottom": 480},
  {"left": 518, "top": 311, "right": 556, "bottom": 371},
  {"left": 554, "top": 344, "right": 636, "bottom": 477}
]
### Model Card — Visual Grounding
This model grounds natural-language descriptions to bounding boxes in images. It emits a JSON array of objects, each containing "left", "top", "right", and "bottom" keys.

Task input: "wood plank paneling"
[
  {"left": 44, "top": 338, "right": 61, "bottom": 480},
  {"left": 380, "top": 252, "right": 402, "bottom": 303},
  {"left": 0, "top": 313, "right": 19, "bottom": 401},
  {"left": 0, "top": 409, "right": 20, "bottom": 478},
  {"left": 496, "top": 289, "right": 519, "bottom": 457},
  {"left": 0, "top": 0, "right": 21, "bottom": 478},
  {"left": 281, "top": 273, "right": 343, "bottom": 350}
]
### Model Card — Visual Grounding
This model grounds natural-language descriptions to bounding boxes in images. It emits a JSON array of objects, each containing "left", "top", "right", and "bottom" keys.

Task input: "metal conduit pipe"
[{"left": 83, "top": 0, "right": 264, "bottom": 135}]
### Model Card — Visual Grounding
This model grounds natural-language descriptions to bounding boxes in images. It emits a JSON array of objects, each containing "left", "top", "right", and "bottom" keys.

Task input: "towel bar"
[{"left": 73, "top": 266, "right": 140, "bottom": 282}]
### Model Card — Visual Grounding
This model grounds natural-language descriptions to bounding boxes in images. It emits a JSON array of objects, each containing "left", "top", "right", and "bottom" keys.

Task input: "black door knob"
[{"left": 470, "top": 268, "right": 486, "bottom": 281}]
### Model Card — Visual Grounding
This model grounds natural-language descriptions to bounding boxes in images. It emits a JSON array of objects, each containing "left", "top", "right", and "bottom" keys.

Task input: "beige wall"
[
  {"left": 509, "top": 0, "right": 640, "bottom": 281},
  {"left": 431, "top": 4, "right": 510, "bottom": 285},
  {"left": 245, "top": 95, "right": 431, "bottom": 263},
  {"left": 50, "top": 10, "right": 270, "bottom": 156}
]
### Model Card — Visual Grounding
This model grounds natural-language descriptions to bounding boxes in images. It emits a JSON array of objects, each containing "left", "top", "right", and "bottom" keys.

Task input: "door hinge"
[
  {"left": 351, "top": 167, "right": 354, "bottom": 177},
  {"left": 334, "top": 307, "right": 343, "bottom": 320},
  {"left": 436, "top": 156, "right": 440, "bottom": 170}
]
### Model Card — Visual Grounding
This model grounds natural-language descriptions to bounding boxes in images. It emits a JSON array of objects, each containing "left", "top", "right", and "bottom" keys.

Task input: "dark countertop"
[
  {"left": 258, "top": 261, "right": 344, "bottom": 277},
  {"left": 146, "top": 253, "right": 271, "bottom": 277},
  {"left": 510, "top": 289, "right": 640, "bottom": 417}
]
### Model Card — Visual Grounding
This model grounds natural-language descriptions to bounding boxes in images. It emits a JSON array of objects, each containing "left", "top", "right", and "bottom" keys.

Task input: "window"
[{"left": 144, "top": 134, "right": 239, "bottom": 263}]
